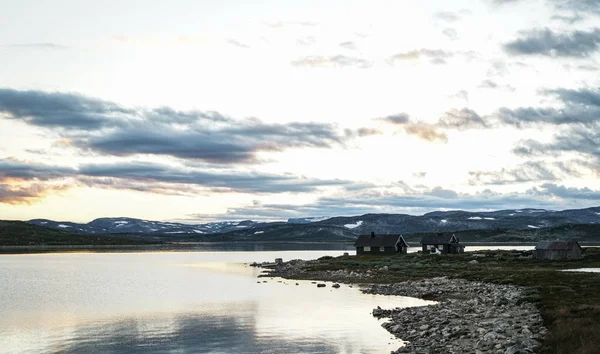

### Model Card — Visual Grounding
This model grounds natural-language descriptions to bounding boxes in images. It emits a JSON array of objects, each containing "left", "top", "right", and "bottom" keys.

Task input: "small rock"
[
  {"left": 317, "top": 283, "right": 326, "bottom": 288},
  {"left": 332, "top": 283, "right": 341, "bottom": 288}
]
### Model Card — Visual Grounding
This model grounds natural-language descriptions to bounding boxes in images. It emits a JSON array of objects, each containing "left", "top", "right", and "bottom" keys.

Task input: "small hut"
[
  {"left": 421, "top": 233, "right": 464, "bottom": 254},
  {"left": 354, "top": 232, "right": 409, "bottom": 255},
  {"left": 533, "top": 241, "right": 583, "bottom": 260}
]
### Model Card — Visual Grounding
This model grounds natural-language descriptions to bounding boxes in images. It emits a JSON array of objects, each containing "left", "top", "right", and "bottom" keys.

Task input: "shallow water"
[{"left": 0, "top": 250, "right": 433, "bottom": 354}]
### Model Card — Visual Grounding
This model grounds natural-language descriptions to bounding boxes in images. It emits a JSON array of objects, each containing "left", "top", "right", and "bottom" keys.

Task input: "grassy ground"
[{"left": 302, "top": 248, "right": 600, "bottom": 354}]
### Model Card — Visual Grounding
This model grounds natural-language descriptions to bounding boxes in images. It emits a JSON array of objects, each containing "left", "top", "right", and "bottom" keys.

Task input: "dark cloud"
[
  {"left": 513, "top": 126, "right": 599, "bottom": 165},
  {"left": 497, "top": 88, "right": 600, "bottom": 126},
  {"left": 78, "top": 162, "right": 352, "bottom": 193},
  {"left": 0, "top": 184, "right": 68, "bottom": 204},
  {"left": 379, "top": 113, "right": 410, "bottom": 125},
  {"left": 188, "top": 181, "right": 600, "bottom": 221},
  {"left": 0, "top": 88, "right": 134, "bottom": 130},
  {"left": 504, "top": 28, "right": 600, "bottom": 57},
  {"left": 377, "top": 113, "right": 448, "bottom": 142},
  {"left": 538, "top": 183, "right": 600, "bottom": 200},
  {"left": 439, "top": 108, "right": 488, "bottom": 130},
  {"left": 0, "top": 89, "right": 348, "bottom": 164},
  {"left": 551, "top": 13, "right": 584, "bottom": 24},
  {"left": 552, "top": 0, "right": 600, "bottom": 13},
  {"left": 0, "top": 158, "right": 355, "bottom": 199},
  {"left": 1, "top": 43, "right": 69, "bottom": 49},
  {"left": 468, "top": 161, "right": 560, "bottom": 185},
  {"left": 290, "top": 55, "right": 372, "bottom": 68},
  {"left": 547, "top": 88, "right": 600, "bottom": 106},
  {"left": 0, "top": 158, "right": 74, "bottom": 182},
  {"left": 356, "top": 127, "right": 382, "bottom": 137}
]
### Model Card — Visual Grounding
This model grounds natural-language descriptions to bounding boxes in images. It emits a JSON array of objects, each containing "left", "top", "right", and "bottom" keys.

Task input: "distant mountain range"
[{"left": 25, "top": 206, "right": 600, "bottom": 243}]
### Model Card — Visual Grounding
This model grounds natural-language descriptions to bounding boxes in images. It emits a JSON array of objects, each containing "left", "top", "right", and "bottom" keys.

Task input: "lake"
[
  {"left": 0, "top": 244, "right": 537, "bottom": 353},
  {"left": 0, "top": 247, "right": 435, "bottom": 354}
]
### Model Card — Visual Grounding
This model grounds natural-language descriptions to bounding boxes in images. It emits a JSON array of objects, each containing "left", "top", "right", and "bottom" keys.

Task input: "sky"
[{"left": 0, "top": 0, "right": 599, "bottom": 223}]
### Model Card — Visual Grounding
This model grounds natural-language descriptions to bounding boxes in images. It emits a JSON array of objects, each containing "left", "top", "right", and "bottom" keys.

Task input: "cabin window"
[
  {"left": 380, "top": 247, "right": 384, "bottom": 252},
  {"left": 364, "top": 246, "right": 371, "bottom": 252}
]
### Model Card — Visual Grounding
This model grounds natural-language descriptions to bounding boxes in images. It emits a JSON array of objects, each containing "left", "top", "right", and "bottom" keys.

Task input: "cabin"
[
  {"left": 421, "top": 233, "right": 464, "bottom": 254},
  {"left": 354, "top": 232, "right": 409, "bottom": 255},
  {"left": 533, "top": 241, "right": 583, "bottom": 260}
]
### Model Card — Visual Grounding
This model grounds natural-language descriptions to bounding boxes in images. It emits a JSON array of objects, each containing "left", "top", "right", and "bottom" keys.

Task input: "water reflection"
[{"left": 0, "top": 250, "right": 432, "bottom": 354}]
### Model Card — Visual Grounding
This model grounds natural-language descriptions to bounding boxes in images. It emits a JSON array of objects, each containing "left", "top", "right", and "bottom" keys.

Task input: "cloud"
[
  {"left": 1, "top": 43, "right": 69, "bottom": 50},
  {"left": 0, "top": 184, "right": 68, "bottom": 204},
  {"left": 551, "top": 0, "right": 600, "bottom": 13},
  {"left": 439, "top": 108, "right": 488, "bottom": 130},
  {"left": 379, "top": 113, "right": 410, "bottom": 125},
  {"left": 513, "top": 125, "right": 600, "bottom": 167},
  {"left": 0, "top": 158, "right": 357, "bottom": 200},
  {"left": 388, "top": 49, "right": 454, "bottom": 65},
  {"left": 504, "top": 28, "right": 600, "bottom": 57},
  {"left": 551, "top": 13, "right": 584, "bottom": 24},
  {"left": 290, "top": 55, "right": 372, "bottom": 68},
  {"left": 77, "top": 162, "right": 353, "bottom": 194},
  {"left": 356, "top": 127, "right": 382, "bottom": 137},
  {"left": 199, "top": 182, "right": 600, "bottom": 220},
  {"left": 433, "top": 12, "right": 461, "bottom": 22},
  {"left": 537, "top": 183, "right": 600, "bottom": 200},
  {"left": 0, "top": 88, "right": 134, "bottom": 130},
  {"left": 339, "top": 41, "right": 356, "bottom": 50},
  {"left": 263, "top": 21, "right": 317, "bottom": 29},
  {"left": 468, "top": 161, "right": 561, "bottom": 185},
  {"left": 377, "top": 113, "right": 448, "bottom": 142},
  {"left": 497, "top": 88, "right": 600, "bottom": 126},
  {"left": 0, "top": 89, "right": 349, "bottom": 164},
  {"left": 226, "top": 39, "right": 250, "bottom": 49},
  {"left": 478, "top": 79, "right": 499, "bottom": 89},
  {"left": 404, "top": 124, "right": 448, "bottom": 142},
  {"left": 0, "top": 158, "right": 74, "bottom": 182},
  {"left": 442, "top": 28, "right": 459, "bottom": 40}
]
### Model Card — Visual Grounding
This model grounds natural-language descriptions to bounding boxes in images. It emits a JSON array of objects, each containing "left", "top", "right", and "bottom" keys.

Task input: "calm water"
[
  {"left": 0, "top": 248, "right": 434, "bottom": 354},
  {"left": 562, "top": 268, "right": 600, "bottom": 273}
]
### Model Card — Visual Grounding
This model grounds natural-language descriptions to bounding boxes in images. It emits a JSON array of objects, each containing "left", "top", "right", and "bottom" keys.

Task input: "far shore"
[{"left": 1, "top": 241, "right": 599, "bottom": 255}]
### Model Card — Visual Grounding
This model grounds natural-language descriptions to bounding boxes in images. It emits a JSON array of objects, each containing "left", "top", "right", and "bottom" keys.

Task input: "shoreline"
[
  {"left": 4, "top": 241, "right": 599, "bottom": 255},
  {"left": 261, "top": 248, "right": 600, "bottom": 354},
  {"left": 0, "top": 241, "right": 355, "bottom": 254},
  {"left": 261, "top": 259, "right": 546, "bottom": 353}
]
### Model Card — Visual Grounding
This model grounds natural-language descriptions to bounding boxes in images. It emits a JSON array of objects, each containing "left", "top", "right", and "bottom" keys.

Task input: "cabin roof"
[
  {"left": 354, "top": 234, "right": 406, "bottom": 248},
  {"left": 420, "top": 234, "right": 459, "bottom": 245},
  {"left": 535, "top": 241, "right": 581, "bottom": 251}
]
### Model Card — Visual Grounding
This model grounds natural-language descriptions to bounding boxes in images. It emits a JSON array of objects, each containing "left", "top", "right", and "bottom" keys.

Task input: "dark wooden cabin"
[
  {"left": 421, "top": 233, "right": 464, "bottom": 254},
  {"left": 354, "top": 232, "right": 409, "bottom": 255},
  {"left": 533, "top": 241, "right": 583, "bottom": 260}
]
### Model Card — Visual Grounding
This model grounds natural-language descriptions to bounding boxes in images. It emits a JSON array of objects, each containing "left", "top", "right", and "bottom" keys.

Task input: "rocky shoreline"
[{"left": 262, "top": 260, "right": 547, "bottom": 354}]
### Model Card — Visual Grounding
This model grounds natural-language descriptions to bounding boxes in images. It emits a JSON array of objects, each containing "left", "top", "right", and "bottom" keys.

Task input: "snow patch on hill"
[{"left": 344, "top": 220, "right": 363, "bottom": 229}]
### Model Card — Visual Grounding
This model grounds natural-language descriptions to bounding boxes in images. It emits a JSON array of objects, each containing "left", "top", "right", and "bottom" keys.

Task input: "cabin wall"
[{"left": 533, "top": 249, "right": 583, "bottom": 260}]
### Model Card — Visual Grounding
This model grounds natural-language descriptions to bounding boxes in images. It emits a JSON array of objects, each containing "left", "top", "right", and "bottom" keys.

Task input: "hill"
[{"left": 0, "top": 220, "right": 156, "bottom": 246}]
